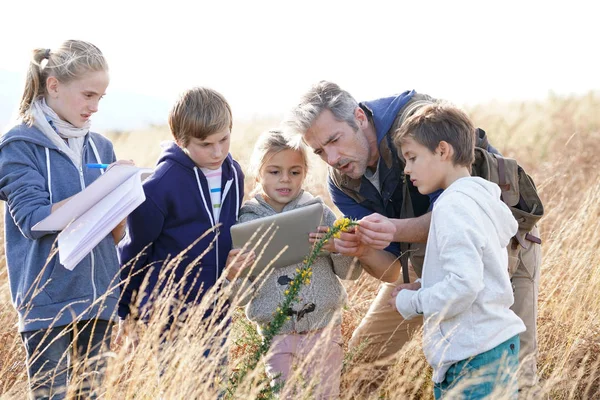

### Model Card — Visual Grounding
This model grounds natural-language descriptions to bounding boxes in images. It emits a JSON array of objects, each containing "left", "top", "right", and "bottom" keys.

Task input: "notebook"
[
  {"left": 32, "top": 164, "right": 154, "bottom": 271},
  {"left": 230, "top": 202, "right": 324, "bottom": 279}
]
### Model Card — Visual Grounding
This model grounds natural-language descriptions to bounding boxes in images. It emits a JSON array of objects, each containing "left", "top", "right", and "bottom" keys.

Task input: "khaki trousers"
[{"left": 349, "top": 226, "right": 541, "bottom": 391}]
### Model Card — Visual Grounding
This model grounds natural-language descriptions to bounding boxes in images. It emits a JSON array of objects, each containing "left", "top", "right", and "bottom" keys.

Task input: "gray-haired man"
[{"left": 283, "top": 81, "right": 541, "bottom": 392}]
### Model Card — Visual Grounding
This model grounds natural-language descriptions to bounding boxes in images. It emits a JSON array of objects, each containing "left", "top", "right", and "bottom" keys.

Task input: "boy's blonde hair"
[
  {"left": 169, "top": 87, "right": 232, "bottom": 147},
  {"left": 249, "top": 130, "right": 309, "bottom": 193},
  {"left": 395, "top": 102, "right": 476, "bottom": 167},
  {"left": 19, "top": 40, "right": 108, "bottom": 126}
]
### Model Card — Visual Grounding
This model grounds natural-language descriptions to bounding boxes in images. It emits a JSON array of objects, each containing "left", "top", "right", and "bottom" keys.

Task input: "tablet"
[{"left": 230, "top": 202, "right": 324, "bottom": 279}]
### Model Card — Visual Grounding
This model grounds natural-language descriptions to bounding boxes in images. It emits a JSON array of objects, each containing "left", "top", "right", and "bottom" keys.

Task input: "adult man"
[{"left": 283, "top": 81, "right": 541, "bottom": 391}]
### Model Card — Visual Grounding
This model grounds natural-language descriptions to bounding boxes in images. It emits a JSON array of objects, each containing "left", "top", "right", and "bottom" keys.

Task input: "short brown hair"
[
  {"left": 394, "top": 102, "right": 476, "bottom": 167},
  {"left": 168, "top": 87, "right": 232, "bottom": 146}
]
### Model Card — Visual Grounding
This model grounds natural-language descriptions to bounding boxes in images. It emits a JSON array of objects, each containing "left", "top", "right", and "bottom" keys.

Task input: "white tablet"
[{"left": 230, "top": 202, "right": 324, "bottom": 279}]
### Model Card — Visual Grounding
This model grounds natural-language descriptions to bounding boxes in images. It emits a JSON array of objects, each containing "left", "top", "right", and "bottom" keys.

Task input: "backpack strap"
[
  {"left": 494, "top": 155, "right": 511, "bottom": 202},
  {"left": 399, "top": 173, "right": 414, "bottom": 284}
]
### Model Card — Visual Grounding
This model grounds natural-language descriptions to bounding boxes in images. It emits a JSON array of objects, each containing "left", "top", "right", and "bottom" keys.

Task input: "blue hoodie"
[
  {"left": 0, "top": 124, "right": 120, "bottom": 333},
  {"left": 118, "top": 141, "right": 244, "bottom": 320},
  {"left": 328, "top": 91, "right": 431, "bottom": 257}
]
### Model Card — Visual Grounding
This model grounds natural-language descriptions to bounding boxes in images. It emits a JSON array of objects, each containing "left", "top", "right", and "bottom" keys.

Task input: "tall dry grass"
[{"left": 0, "top": 92, "right": 599, "bottom": 399}]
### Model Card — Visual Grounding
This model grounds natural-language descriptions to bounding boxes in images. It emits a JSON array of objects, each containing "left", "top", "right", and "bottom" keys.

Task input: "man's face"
[{"left": 304, "top": 109, "right": 371, "bottom": 179}]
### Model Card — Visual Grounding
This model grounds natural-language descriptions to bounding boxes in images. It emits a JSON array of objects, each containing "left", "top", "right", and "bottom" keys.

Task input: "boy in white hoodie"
[{"left": 390, "top": 103, "right": 526, "bottom": 399}]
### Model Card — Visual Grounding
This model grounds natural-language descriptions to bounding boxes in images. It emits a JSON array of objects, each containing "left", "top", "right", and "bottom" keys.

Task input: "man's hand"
[
  {"left": 388, "top": 281, "right": 421, "bottom": 308},
  {"left": 357, "top": 213, "right": 397, "bottom": 250},
  {"left": 225, "top": 248, "right": 255, "bottom": 281}
]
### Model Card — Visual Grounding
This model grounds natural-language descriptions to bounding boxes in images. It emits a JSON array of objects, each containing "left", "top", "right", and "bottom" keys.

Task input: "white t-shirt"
[{"left": 200, "top": 167, "right": 222, "bottom": 223}]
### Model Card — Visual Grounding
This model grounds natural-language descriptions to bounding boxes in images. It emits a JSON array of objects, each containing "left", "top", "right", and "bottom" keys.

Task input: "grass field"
[{"left": 1, "top": 92, "right": 599, "bottom": 398}]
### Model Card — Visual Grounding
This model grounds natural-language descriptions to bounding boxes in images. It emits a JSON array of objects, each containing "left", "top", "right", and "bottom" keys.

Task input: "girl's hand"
[
  {"left": 112, "top": 218, "right": 127, "bottom": 244},
  {"left": 388, "top": 282, "right": 421, "bottom": 308},
  {"left": 226, "top": 248, "right": 255, "bottom": 281},
  {"left": 107, "top": 159, "right": 135, "bottom": 170},
  {"left": 309, "top": 226, "right": 337, "bottom": 253}
]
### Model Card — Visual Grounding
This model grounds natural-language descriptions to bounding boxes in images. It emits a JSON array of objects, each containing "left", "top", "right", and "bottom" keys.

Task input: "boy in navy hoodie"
[{"left": 117, "top": 87, "right": 246, "bottom": 345}]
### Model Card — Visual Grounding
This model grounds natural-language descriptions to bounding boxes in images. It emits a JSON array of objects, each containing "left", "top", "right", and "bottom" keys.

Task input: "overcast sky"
[{"left": 1, "top": 0, "right": 598, "bottom": 132}]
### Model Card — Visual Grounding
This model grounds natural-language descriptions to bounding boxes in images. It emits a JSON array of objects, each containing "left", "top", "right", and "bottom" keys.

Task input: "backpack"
[
  {"left": 403, "top": 128, "right": 544, "bottom": 282},
  {"left": 471, "top": 128, "right": 543, "bottom": 276}
]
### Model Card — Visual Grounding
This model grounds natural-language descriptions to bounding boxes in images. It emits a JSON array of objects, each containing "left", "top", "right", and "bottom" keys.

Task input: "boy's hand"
[
  {"left": 388, "top": 282, "right": 421, "bottom": 308},
  {"left": 357, "top": 213, "right": 397, "bottom": 250},
  {"left": 309, "top": 226, "right": 337, "bottom": 253},
  {"left": 115, "top": 318, "right": 139, "bottom": 352},
  {"left": 226, "top": 248, "right": 255, "bottom": 281}
]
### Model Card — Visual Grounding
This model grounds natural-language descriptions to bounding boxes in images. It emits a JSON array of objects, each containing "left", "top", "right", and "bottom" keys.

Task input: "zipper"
[{"left": 79, "top": 143, "right": 98, "bottom": 304}]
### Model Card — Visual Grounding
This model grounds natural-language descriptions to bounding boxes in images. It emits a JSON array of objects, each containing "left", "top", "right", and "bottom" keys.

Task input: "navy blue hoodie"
[{"left": 118, "top": 141, "right": 244, "bottom": 319}]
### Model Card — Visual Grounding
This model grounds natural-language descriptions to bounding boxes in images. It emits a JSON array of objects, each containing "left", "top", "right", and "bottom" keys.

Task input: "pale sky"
[{"left": 1, "top": 0, "right": 598, "bottom": 131}]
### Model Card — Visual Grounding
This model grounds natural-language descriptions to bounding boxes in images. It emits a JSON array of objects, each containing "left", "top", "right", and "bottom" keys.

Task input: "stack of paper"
[{"left": 32, "top": 165, "right": 153, "bottom": 271}]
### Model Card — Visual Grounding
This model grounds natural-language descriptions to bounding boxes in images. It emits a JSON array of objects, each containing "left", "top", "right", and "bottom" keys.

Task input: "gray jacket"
[{"left": 234, "top": 191, "right": 361, "bottom": 335}]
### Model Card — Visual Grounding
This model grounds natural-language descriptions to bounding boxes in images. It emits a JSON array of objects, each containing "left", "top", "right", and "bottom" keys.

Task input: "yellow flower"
[
  {"left": 284, "top": 290, "right": 289, "bottom": 295},
  {"left": 333, "top": 217, "right": 351, "bottom": 230}
]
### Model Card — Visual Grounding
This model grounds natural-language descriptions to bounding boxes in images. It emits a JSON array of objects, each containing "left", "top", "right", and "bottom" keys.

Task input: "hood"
[
  {"left": 361, "top": 90, "right": 415, "bottom": 143},
  {"left": 444, "top": 177, "right": 518, "bottom": 247},
  {"left": 240, "top": 190, "right": 323, "bottom": 219},
  {"left": 156, "top": 140, "right": 237, "bottom": 174},
  {"left": 1, "top": 123, "right": 61, "bottom": 151},
  {"left": 156, "top": 141, "right": 197, "bottom": 169}
]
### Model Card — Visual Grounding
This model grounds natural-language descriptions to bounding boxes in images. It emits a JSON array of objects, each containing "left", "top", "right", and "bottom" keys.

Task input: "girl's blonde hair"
[
  {"left": 19, "top": 40, "right": 108, "bottom": 125},
  {"left": 249, "top": 130, "right": 310, "bottom": 194}
]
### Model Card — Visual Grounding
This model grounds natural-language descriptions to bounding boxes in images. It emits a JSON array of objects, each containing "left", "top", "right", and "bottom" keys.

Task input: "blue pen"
[{"left": 86, "top": 163, "right": 110, "bottom": 169}]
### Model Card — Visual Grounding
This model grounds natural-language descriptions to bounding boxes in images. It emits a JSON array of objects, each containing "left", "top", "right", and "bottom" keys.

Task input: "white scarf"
[{"left": 30, "top": 98, "right": 89, "bottom": 168}]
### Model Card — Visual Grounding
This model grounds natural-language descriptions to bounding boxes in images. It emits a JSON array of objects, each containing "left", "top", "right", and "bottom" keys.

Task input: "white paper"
[
  {"left": 32, "top": 165, "right": 152, "bottom": 232},
  {"left": 32, "top": 165, "right": 153, "bottom": 271}
]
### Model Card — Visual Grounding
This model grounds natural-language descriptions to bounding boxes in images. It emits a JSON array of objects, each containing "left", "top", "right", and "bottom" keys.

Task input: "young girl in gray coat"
[{"left": 229, "top": 130, "right": 361, "bottom": 399}]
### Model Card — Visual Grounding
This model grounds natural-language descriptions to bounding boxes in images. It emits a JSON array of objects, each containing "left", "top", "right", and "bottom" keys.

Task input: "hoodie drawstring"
[
  {"left": 88, "top": 138, "right": 104, "bottom": 175},
  {"left": 231, "top": 161, "right": 240, "bottom": 221},
  {"left": 45, "top": 148, "right": 53, "bottom": 204},
  {"left": 194, "top": 167, "right": 215, "bottom": 227}
]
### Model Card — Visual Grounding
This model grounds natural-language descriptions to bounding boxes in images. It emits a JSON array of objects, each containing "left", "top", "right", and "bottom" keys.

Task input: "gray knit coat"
[{"left": 232, "top": 191, "right": 361, "bottom": 335}]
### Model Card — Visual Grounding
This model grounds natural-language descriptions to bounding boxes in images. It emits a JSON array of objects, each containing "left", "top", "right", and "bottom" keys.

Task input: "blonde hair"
[
  {"left": 19, "top": 40, "right": 108, "bottom": 126},
  {"left": 169, "top": 87, "right": 232, "bottom": 147},
  {"left": 249, "top": 130, "right": 310, "bottom": 194}
]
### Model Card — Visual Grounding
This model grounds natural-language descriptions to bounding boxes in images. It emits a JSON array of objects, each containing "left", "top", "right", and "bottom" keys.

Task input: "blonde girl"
[
  {"left": 0, "top": 40, "right": 129, "bottom": 399},
  {"left": 229, "top": 130, "right": 361, "bottom": 399}
]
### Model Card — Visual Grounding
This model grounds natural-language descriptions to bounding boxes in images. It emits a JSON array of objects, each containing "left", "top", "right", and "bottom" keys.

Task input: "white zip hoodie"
[{"left": 395, "top": 177, "right": 526, "bottom": 383}]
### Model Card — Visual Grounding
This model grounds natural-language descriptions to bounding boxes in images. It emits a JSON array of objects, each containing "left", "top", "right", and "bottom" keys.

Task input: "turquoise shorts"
[{"left": 434, "top": 335, "right": 520, "bottom": 399}]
